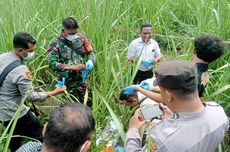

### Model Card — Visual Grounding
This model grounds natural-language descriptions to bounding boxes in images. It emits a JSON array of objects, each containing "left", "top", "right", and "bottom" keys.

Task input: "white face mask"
[
  {"left": 24, "top": 51, "right": 35, "bottom": 60},
  {"left": 66, "top": 34, "right": 76, "bottom": 41}
]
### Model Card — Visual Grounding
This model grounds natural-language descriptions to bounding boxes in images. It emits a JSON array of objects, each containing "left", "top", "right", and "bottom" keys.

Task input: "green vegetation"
[{"left": 0, "top": 0, "right": 229, "bottom": 151}]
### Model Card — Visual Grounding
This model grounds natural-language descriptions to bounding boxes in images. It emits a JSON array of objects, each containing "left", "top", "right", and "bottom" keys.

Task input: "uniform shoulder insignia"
[
  {"left": 26, "top": 71, "right": 33, "bottom": 79},
  {"left": 143, "top": 140, "right": 157, "bottom": 152},
  {"left": 201, "top": 71, "right": 209, "bottom": 86},
  {"left": 206, "top": 102, "right": 220, "bottom": 106}
]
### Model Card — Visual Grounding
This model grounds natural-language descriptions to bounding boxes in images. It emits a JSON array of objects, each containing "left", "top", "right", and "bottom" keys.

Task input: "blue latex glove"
[
  {"left": 140, "top": 80, "right": 153, "bottom": 91},
  {"left": 114, "top": 146, "right": 124, "bottom": 152},
  {"left": 141, "top": 59, "right": 153, "bottom": 69},
  {"left": 85, "top": 59, "right": 94, "bottom": 70},
  {"left": 55, "top": 77, "right": 65, "bottom": 87},
  {"left": 82, "top": 68, "right": 87, "bottom": 83},
  {"left": 123, "top": 85, "right": 138, "bottom": 95}
]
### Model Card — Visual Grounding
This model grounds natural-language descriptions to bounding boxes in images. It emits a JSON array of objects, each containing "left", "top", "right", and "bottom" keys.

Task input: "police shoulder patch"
[{"left": 26, "top": 71, "right": 33, "bottom": 78}]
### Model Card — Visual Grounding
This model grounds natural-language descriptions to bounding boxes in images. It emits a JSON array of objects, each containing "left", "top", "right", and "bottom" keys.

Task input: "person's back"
[{"left": 151, "top": 102, "right": 229, "bottom": 152}]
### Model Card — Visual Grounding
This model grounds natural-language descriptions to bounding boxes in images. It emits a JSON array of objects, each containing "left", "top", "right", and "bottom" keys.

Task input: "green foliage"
[{"left": 0, "top": 0, "right": 229, "bottom": 151}]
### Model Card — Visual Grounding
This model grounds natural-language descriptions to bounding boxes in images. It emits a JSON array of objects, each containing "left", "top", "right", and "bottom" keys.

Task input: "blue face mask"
[
  {"left": 24, "top": 51, "right": 35, "bottom": 60},
  {"left": 66, "top": 34, "right": 76, "bottom": 41}
]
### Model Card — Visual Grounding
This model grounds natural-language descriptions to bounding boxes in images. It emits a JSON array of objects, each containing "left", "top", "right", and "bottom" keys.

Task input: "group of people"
[
  {"left": 120, "top": 24, "right": 229, "bottom": 151},
  {"left": 0, "top": 17, "right": 95, "bottom": 152},
  {"left": 0, "top": 15, "right": 229, "bottom": 152}
]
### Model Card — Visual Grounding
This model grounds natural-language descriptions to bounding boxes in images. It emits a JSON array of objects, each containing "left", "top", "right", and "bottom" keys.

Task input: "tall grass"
[{"left": 0, "top": 0, "right": 229, "bottom": 151}]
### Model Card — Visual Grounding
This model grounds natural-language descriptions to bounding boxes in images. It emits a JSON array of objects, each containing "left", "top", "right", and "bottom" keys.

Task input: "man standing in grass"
[
  {"left": 127, "top": 23, "right": 162, "bottom": 84},
  {"left": 47, "top": 17, "right": 96, "bottom": 107},
  {"left": 0, "top": 32, "right": 65, "bottom": 152}
]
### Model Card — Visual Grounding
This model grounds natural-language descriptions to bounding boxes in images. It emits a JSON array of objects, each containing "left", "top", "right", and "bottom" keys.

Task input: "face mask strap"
[{"left": 79, "top": 140, "right": 90, "bottom": 152}]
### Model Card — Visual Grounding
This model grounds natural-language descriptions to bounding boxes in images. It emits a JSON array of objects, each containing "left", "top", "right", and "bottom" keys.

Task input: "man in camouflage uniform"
[{"left": 47, "top": 17, "right": 96, "bottom": 106}]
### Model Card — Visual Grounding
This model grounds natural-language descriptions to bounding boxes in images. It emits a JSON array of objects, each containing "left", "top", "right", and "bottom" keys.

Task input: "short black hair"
[
  {"left": 170, "top": 87, "right": 197, "bottom": 101},
  {"left": 44, "top": 103, "right": 95, "bottom": 152},
  {"left": 13, "top": 32, "right": 36, "bottom": 49},
  {"left": 194, "top": 34, "right": 225, "bottom": 63},
  {"left": 119, "top": 89, "right": 138, "bottom": 103},
  {"left": 140, "top": 23, "right": 152, "bottom": 31},
  {"left": 62, "top": 17, "right": 79, "bottom": 29}
]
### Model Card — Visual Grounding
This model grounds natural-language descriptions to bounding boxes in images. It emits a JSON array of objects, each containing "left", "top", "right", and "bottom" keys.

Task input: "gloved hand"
[
  {"left": 55, "top": 77, "right": 65, "bottom": 87},
  {"left": 140, "top": 80, "right": 153, "bottom": 91},
  {"left": 114, "top": 146, "right": 124, "bottom": 152},
  {"left": 123, "top": 85, "right": 139, "bottom": 95},
  {"left": 141, "top": 59, "right": 153, "bottom": 69},
  {"left": 85, "top": 59, "right": 94, "bottom": 70},
  {"left": 82, "top": 68, "right": 87, "bottom": 83}
]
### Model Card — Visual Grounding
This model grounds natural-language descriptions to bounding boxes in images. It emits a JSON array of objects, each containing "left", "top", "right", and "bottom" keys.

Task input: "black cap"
[{"left": 155, "top": 61, "right": 198, "bottom": 90}]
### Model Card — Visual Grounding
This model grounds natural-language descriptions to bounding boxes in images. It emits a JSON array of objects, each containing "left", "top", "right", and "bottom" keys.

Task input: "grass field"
[{"left": 0, "top": 0, "right": 229, "bottom": 151}]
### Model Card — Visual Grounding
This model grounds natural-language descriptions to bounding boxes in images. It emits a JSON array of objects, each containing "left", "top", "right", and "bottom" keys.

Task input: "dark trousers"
[
  {"left": 133, "top": 70, "right": 153, "bottom": 84},
  {"left": 68, "top": 85, "right": 93, "bottom": 107},
  {"left": 3, "top": 111, "right": 43, "bottom": 152}
]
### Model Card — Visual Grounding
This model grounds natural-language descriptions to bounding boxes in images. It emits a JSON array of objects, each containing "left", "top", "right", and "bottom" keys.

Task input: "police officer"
[
  {"left": 125, "top": 61, "right": 229, "bottom": 152},
  {"left": 47, "top": 17, "right": 96, "bottom": 107},
  {"left": 0, "top": 32, "right": 65, "bottom": 151}
]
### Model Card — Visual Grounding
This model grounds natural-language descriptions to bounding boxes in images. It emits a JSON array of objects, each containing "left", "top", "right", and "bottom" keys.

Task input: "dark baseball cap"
[{"left": 155, "top": 61, "right": 198, "bottom": 90}]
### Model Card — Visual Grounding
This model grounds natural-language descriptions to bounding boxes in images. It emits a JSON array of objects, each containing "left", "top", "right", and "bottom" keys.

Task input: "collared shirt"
[
  {"left": 138, "top": 78, "right": 158, "bottom": 108},
  {"left": 125, "top": 102, "right": 229, "bottom": 152},
  {"left": 47, "top": 33, "right": 96, "bottom": 87},
  {"left": 0, "top": 52, "right": 48, "bottom": 121},
  {"left": 138, "top": 92, "right": 157, "bottom": 109},
  {"left": 127, "top": 37, "right": 161, "bottom": 71},
  {"left": 16, "top": 141, "right": 42, "bottom": 152}
]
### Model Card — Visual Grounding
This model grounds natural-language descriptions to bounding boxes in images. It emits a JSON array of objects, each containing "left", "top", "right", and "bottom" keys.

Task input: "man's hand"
[
  {"left": 159, "top": 103, "right": 172, "bottom": 119},
  {"left": 70, "top": 64, "right": 85, "bottom": 71},
  {"left": 48, "top": 86, "right": 66, "bottom": 96},
  {"left": 153, "top": 56, "right": 161, "bottom": 63},
  {"left": 153, "top": 58, "right": 158, "bottom": 63},
  {"left": 129, "top": 109, "right": 147, "bottom": 130},
  {"left": 140, "top": 80, "right": 153, "bottom": 91},
  {"left": 85, "top": 60, "right": 94, "bottom": 70},
  {"left": 54, "top": 86, "right": 66, "bottom": 93},
  {"left": 123, "top": 85, "right": 139, "bottom": 95},
  {"left": 141, "top": 59, "right": 153, "bottom": 69}
]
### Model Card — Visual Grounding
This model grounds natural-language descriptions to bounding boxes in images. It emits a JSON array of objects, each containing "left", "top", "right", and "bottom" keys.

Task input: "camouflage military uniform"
[{"left": 47, "top": 33, "right": 96, "bottom": 106}]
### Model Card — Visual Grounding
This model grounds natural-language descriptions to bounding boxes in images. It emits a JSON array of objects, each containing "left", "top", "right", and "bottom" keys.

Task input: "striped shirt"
[{"left": 16, "top": 141, "right": 42, "bottom": 152}]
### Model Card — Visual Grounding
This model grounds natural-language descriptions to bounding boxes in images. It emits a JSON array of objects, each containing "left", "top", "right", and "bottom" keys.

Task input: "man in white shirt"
[{"left": 127, "top": 23, "right": 162, "bottom": 84}]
